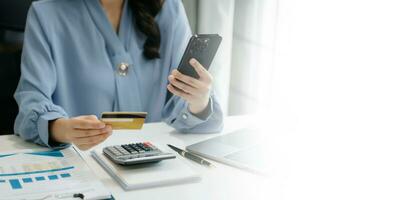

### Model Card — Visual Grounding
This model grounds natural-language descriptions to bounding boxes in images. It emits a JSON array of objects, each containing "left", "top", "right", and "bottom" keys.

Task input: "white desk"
[{"left": 0, "top": 116, "right": 274, "bottom": 200}]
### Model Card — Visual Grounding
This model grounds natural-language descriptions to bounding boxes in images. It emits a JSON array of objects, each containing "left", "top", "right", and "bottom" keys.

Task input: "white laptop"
[{"left": 186, "top": 129, "right": 269, "bottom": 174}]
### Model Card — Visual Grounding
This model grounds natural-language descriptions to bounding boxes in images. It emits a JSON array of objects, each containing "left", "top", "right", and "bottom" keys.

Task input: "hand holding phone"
[
  {"left": 167, "top": 34, "right": 221, "bottom": 114},
  {"left": 168, "top": 58, "right": 213, "bottom": 115}
]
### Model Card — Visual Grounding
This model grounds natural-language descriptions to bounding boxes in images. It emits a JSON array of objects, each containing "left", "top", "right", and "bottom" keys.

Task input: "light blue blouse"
[{"left": 14, "top": 0, "right": 223, "bottom": 148}]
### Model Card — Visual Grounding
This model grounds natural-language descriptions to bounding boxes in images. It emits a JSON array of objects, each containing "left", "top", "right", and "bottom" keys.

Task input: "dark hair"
[{"left": 129, "top": 0, "right": 163, "bottom": 59}]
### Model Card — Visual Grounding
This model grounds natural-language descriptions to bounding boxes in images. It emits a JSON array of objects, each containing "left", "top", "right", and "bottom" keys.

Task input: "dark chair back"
[{"left": 0, "top": 1, "right": 35, "bottom": 134}]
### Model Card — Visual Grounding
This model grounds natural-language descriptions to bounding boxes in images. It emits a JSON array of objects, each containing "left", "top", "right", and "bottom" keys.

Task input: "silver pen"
[{"left": 167, "top": 144, "right": 213, "bottom": 167}]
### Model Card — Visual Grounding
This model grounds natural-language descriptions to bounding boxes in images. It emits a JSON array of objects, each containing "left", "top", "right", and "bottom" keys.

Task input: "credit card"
[{"left": 101, "top": 112, "right": 147, "bottom": 130}]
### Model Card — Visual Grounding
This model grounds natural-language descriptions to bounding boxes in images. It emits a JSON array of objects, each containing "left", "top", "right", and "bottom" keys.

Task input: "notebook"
[
  {"left": 0, "top": 147, "right": 112, "bottom": 200},
  {"left": 91, "top": 145, "right": 201, "bottom": 190}
]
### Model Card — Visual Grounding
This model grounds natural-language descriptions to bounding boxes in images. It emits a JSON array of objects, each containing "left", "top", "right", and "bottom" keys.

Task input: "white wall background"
[
  {"left": 267, "top": 0, "right": 404, "bottom": 199},
  {"left": 228, "top": 0, "right": 276, "bottom": 115}
]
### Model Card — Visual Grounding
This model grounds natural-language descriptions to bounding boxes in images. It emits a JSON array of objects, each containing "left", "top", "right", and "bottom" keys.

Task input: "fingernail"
[{"left": 189, "top": 58, "right": 196, "bottom": 64}]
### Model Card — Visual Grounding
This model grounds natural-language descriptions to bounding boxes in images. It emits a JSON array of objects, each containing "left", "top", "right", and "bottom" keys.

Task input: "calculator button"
[
  {"left": 129, "top": 144, "right": 137, "bottom": 149},
  {"left": 122, "top": 145, "right": 133, "bottom": 153},
  {"left": 114, "top": 151, "right": 123, "bottom": 156},
  {"left": 110, "top": 149, "right": 120, "bottom": 154},
  {"left": 117, "top": 146, "right": 127, "bottom": 152}
]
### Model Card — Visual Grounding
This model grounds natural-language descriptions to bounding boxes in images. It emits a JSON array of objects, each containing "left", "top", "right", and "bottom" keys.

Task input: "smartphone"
[{"left": 177, "top": 34, "right": 222, "bottom": 79}]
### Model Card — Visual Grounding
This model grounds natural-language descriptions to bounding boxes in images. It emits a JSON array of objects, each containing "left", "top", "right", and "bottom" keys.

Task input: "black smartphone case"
[{"left": 177, "top": 34, "right": 222, "bottom": 79}]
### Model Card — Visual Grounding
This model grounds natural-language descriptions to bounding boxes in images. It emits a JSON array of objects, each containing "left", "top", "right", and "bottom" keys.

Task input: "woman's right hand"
[{"left": 49, "top": 115, "right": 112, "bottom": 150}]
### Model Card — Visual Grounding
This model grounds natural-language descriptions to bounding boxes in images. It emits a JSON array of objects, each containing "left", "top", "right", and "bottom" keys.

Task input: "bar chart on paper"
[{"left": 0, "top": 148, "right": 111, "bottom": 200}]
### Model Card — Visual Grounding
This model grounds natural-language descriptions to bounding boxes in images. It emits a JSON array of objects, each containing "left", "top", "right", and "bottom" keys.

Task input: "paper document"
[
  {"left": 91, "top": 147, "right": 200, "bottom": 190},
  {"left": 0, "top": 147, "right": 111, "bottom": 200}
]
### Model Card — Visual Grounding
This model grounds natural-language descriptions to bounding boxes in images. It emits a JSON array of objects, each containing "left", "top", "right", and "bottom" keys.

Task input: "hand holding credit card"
[{"left": 101, "top": 112, "right": 147, "bottom": 130}]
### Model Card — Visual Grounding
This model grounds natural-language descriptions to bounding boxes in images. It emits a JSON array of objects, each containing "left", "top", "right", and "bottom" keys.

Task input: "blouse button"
[
  {"left": 181, "top": 113, "right": 188, "bottom": 120},
  {"left": 117, "top": 63, "right": 129, "bottom": 76}
]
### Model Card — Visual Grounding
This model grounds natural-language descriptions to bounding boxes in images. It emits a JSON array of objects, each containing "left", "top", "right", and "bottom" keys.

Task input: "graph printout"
[{"left": 0, "top": 148, "right": 110, "bottom": 200}]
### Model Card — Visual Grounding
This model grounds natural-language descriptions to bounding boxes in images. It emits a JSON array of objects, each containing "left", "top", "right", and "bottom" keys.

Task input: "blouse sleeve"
[
  {"left": 162, "top": 0, "right": 223, "bottom": 133},
  {"left": 14, "top": 5, "right": 69, "bottom": 149}
]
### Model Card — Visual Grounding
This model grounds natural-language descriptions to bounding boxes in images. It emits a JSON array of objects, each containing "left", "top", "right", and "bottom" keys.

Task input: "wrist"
[
  {"left": 49, "top": 118, "right": 69, "bottom": 143},
  {"left": 188, "top": 98, "right": 210, "bottom": 115}
]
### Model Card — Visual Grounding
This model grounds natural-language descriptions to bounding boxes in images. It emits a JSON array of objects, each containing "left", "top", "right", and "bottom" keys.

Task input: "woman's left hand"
[{"left": 167, "top": 58, "right": 212, "bottom": 115}]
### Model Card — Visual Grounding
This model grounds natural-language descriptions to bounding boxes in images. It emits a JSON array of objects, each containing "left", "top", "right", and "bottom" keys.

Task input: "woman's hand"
[
  {"left": 49, "top": 115, "right": 112, "bottom": 150},
  {"left": 167, "top": 58, "right": 213, "bottom": 115}
]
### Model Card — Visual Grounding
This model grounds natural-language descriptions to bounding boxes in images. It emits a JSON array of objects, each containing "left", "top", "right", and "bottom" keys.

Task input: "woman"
[{"left": 14, "top": 0, "right": 223, "bottom": 150}]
